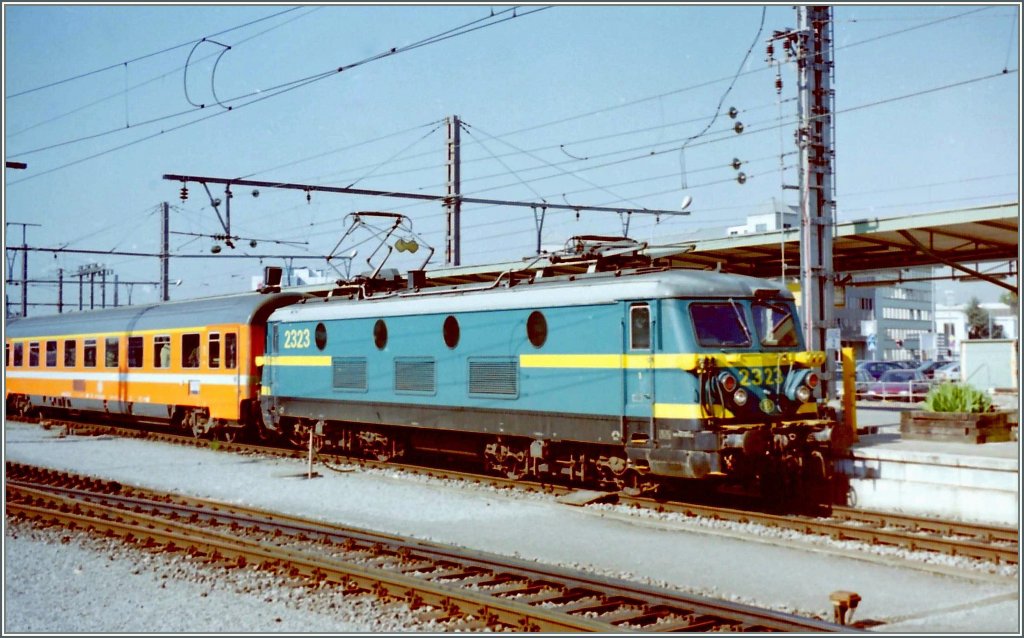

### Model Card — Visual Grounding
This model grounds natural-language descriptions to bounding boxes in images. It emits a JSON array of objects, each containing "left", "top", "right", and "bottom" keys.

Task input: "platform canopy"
[{"left": 415, "top": 202, "right": 1018, "bottom": 293}]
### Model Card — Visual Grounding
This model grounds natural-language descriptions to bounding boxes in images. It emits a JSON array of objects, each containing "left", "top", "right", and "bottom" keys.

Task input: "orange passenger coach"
[{"left": 5, "top": 292, "right": 304, "bottom": 440}]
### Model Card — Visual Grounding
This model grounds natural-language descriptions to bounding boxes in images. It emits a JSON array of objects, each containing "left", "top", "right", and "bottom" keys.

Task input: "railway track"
[
  {"left": 6, "top": 461, "right": 846, "bottom": 633},
  {"left": 17, "top": 417, "right": 1021, "bottom": 567}
]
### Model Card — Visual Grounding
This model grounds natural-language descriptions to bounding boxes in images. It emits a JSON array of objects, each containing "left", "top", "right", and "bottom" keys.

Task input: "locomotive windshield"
[
  {"left": 689, "top": 303, "right": 752, "bottom": 347},
  {"left": 752, "top": 300, "right": 799, "bottom": 347}
]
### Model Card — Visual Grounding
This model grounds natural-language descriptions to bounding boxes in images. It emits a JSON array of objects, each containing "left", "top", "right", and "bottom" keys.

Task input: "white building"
[
  {"left": 251, "top": 266, "right": 334, "bottom": 291},
  {"left": 725, "top": 198, "right": 798, "bottom": 236},
  {"left": 934, "top": 302, "right": 1018, "bottom": 358}
]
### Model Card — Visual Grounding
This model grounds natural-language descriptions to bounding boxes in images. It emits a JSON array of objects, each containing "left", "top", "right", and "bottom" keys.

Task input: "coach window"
[
  {"left": 13, "top": 343, "right": 23, "bottom": 367},
  {"left": 5, "top": 343, "right": 9, "bottom": 367},
  {"left": 225, "top": 333, "right": 237, "bottom": 369},
  {"left": 29, "top": 342, "right": 40, "bottom": 367},
  {"left": 153, "top": 335, "right": 171, "bottom": 368},
  {"left": 105, "top": 337, "right": 120, "bottom": 368},
  {"left": 64, "top": 340, "right": 77, "bottom": 367},
  {"left": 84, "top": 340, "right": 97, "bottom": 368},
  {"left": 629, "top": 304, "right": 651, "bottom": 350},
  {"left": 45, "top": 341, "right": 58, "bottom": 367},
  {"left": 128, "top": 336, "right": 144, "bottom": 368},
  {"left": 182, "top": 333, "right": 200, "bottom": 368},
  {"left": 209, "top": 333, "right": 221, "bottom": 368}
]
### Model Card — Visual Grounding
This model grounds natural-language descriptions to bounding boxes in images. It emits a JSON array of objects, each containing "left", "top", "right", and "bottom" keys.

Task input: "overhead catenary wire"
[
  {"left": 4, "top": 6, "right": 308, "bottom": 99},
  {"left": 6, "top": 6, "right": 323, "bottom": 141},
  {"left": 6, "top": 6, "right": 550, "bottom": 185}
]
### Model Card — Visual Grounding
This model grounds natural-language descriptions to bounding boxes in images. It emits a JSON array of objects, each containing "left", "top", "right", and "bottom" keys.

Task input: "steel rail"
[
  {"left": 7, "top": 464, "right": 847, "bottom": 633},
  {"left": 15, "top": 418, "right": 1019, "bottom": 566}
]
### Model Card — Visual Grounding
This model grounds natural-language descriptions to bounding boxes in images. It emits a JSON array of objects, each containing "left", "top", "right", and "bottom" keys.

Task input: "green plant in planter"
[{"left": 923, "top": 383, "right": 991, "bottom": 413}]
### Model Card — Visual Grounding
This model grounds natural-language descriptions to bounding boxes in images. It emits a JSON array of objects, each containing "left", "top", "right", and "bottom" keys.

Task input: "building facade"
[{"left": 835, "top": 270, "right": 934, "bottom": 362}]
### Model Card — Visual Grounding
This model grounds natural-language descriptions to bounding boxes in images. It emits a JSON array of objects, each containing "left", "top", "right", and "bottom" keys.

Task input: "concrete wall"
[{"left": 962, "top": 339, "right": 1020, "bottom": 391}]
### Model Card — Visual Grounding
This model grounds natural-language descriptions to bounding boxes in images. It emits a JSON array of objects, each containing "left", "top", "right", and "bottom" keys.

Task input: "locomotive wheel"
[
  {"left": 484, "top": 440, "right": 528, "bottom": 480},
  {"left": 620, "top": 470, "right": 643, "bottom": 497}
]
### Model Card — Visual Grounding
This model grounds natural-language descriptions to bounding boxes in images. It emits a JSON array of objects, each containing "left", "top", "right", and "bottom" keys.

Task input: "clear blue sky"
[{"left": 3, "top": 3, "right": 1020, "bottom": 313}]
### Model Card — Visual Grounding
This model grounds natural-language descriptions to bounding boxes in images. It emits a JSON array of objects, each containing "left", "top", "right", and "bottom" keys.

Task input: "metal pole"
[
  {"left": 445, "top": 115, "right": 462, "bottom": 266},
  {"left": 79, "top": 274, "right": 83, "bottom": 311},
  {"left": 21, "top": 230, "right": 28, "bottom": 317},
  {"left": 101, "top": 270, "right": 107, "bottom": 308},
  {"left": 6, "top": 222, "right": 41, "bottom": 317},
  {"left": 58, "top": 268, "right": 63, "bottom": 313},
  {"left": 796, "top": 6, "right": 836, "bottom": 397},
  {"left": 161, "top": 202, "right": 170, "bottom": 301},
  {"left": 90, "top": 273, "right": 95, "bottom": 309},
  {"left": 114, "top": 274, "right": 119, "bottom": 307}
]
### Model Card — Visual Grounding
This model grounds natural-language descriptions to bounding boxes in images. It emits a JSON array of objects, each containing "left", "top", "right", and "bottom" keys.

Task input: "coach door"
[{"left": 622, "top": 302, "right": 656, "bottom": 445}]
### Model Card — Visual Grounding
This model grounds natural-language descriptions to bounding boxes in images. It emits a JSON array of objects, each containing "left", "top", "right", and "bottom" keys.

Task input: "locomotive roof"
[
  {"left": 4, "top": 291, "right": 307, "bottom": 339},
  {"left": 270, "top": 269, "right": 793, "bottom": 323}
]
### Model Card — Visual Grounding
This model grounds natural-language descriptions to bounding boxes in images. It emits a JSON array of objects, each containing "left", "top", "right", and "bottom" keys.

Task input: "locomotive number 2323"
[
  {"left": 737, "top": 367, "right": 784, "bottom": 387},
  {"left": 283, "top": 328, "right": 311, "bottom": 349}
]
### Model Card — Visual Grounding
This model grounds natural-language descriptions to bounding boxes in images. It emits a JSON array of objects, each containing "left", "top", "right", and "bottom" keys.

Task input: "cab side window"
[{"left": 629, "top": 304, "right": 651, "bottom": 350}]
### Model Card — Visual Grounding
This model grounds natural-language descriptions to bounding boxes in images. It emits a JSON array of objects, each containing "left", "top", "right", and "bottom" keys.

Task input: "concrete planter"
[{"left": 900, "top": 410, "right": 1012, "bottom": 444}]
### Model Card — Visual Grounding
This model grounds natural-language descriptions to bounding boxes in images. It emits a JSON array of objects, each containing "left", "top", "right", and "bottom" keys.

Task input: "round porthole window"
[
  {"left": 373, "top": 319, "right": 388, "bottom": 350},
  {"left": 315, "top": 323, "right": 327, "bottom": 350},
  {"left": 443, "top": 316, "right": 460, "bottom": 349},
  {"left": 526, "top": 311, "right": 547, "bottom": 348}
]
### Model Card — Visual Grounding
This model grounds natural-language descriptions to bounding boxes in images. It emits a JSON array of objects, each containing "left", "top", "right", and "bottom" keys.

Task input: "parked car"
[
  {"left": 933, "top": 361, "right": 961, "bottom": 383},
  {"left": 854, "top": 370, "right": 873, "bottom": 399},
  {"left": 891, "top": 360, "right": 920, "bottom": 370},
  {"left": 836, "top": 368, "right": 873, "bottom": 399},
  {"left": 866, "top": 369, "right": 931, "bottom": 401},
  {"left": 856, "top": 360, "right": 902, "bottom": 381},
  {"left": 915, "top": 360, "right": 946, "bottom": 379}
]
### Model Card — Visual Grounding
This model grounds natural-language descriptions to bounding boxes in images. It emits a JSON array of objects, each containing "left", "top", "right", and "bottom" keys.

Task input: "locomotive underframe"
[{"left": 261, "top": 395, "right": 833, "bottom": 491}]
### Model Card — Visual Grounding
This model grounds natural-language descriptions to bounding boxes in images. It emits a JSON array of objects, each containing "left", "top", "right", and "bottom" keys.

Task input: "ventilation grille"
[
  {"left": 468, "top": 358, "right": 518, "bottom": 397},
  {"left": 332, "top": 357, "right": 367, "bottom": 391},
  {"left": 395, "top": 358, "right": 436, "bottom": 394}
]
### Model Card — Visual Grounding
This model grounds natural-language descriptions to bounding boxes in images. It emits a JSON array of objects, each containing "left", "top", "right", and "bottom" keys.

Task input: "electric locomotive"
[{"left": 258, "top": 261, "right": 835, "bottom": 496}]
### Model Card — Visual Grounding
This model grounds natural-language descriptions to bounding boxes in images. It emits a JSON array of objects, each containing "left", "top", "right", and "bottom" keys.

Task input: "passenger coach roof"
[
  {"left": 5, "top": 292, "right": 307, "bottom": 339},
  {"left": 270, "top": 269, "right": 792, "bottom": 323}
]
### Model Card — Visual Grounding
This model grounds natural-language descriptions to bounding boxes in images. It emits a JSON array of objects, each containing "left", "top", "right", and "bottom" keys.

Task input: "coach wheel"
[{"left": 187, "top": 410, "right": 211, "bottom": 439}]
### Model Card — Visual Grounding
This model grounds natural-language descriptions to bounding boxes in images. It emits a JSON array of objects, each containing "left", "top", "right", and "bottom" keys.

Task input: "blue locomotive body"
[{"left": 259, "top": 269, "right": 833, "bottom": 492}]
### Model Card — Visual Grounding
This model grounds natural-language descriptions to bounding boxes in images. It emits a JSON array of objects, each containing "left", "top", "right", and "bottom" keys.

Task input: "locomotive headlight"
[
  {"left": 732, "top": 387, "right": 749, "bottom": 406},
  {"left": 759, "top": 398, "right": 776, "bottom": 413},
  {"left": 718, "top": 372, "right": 738, "bottom": 393},
  {"left": 806, "top": 372, "right": 819, "bottom": 389},
  {"left": 795, "top": 384, "right": 812, "bottom": 403}
]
